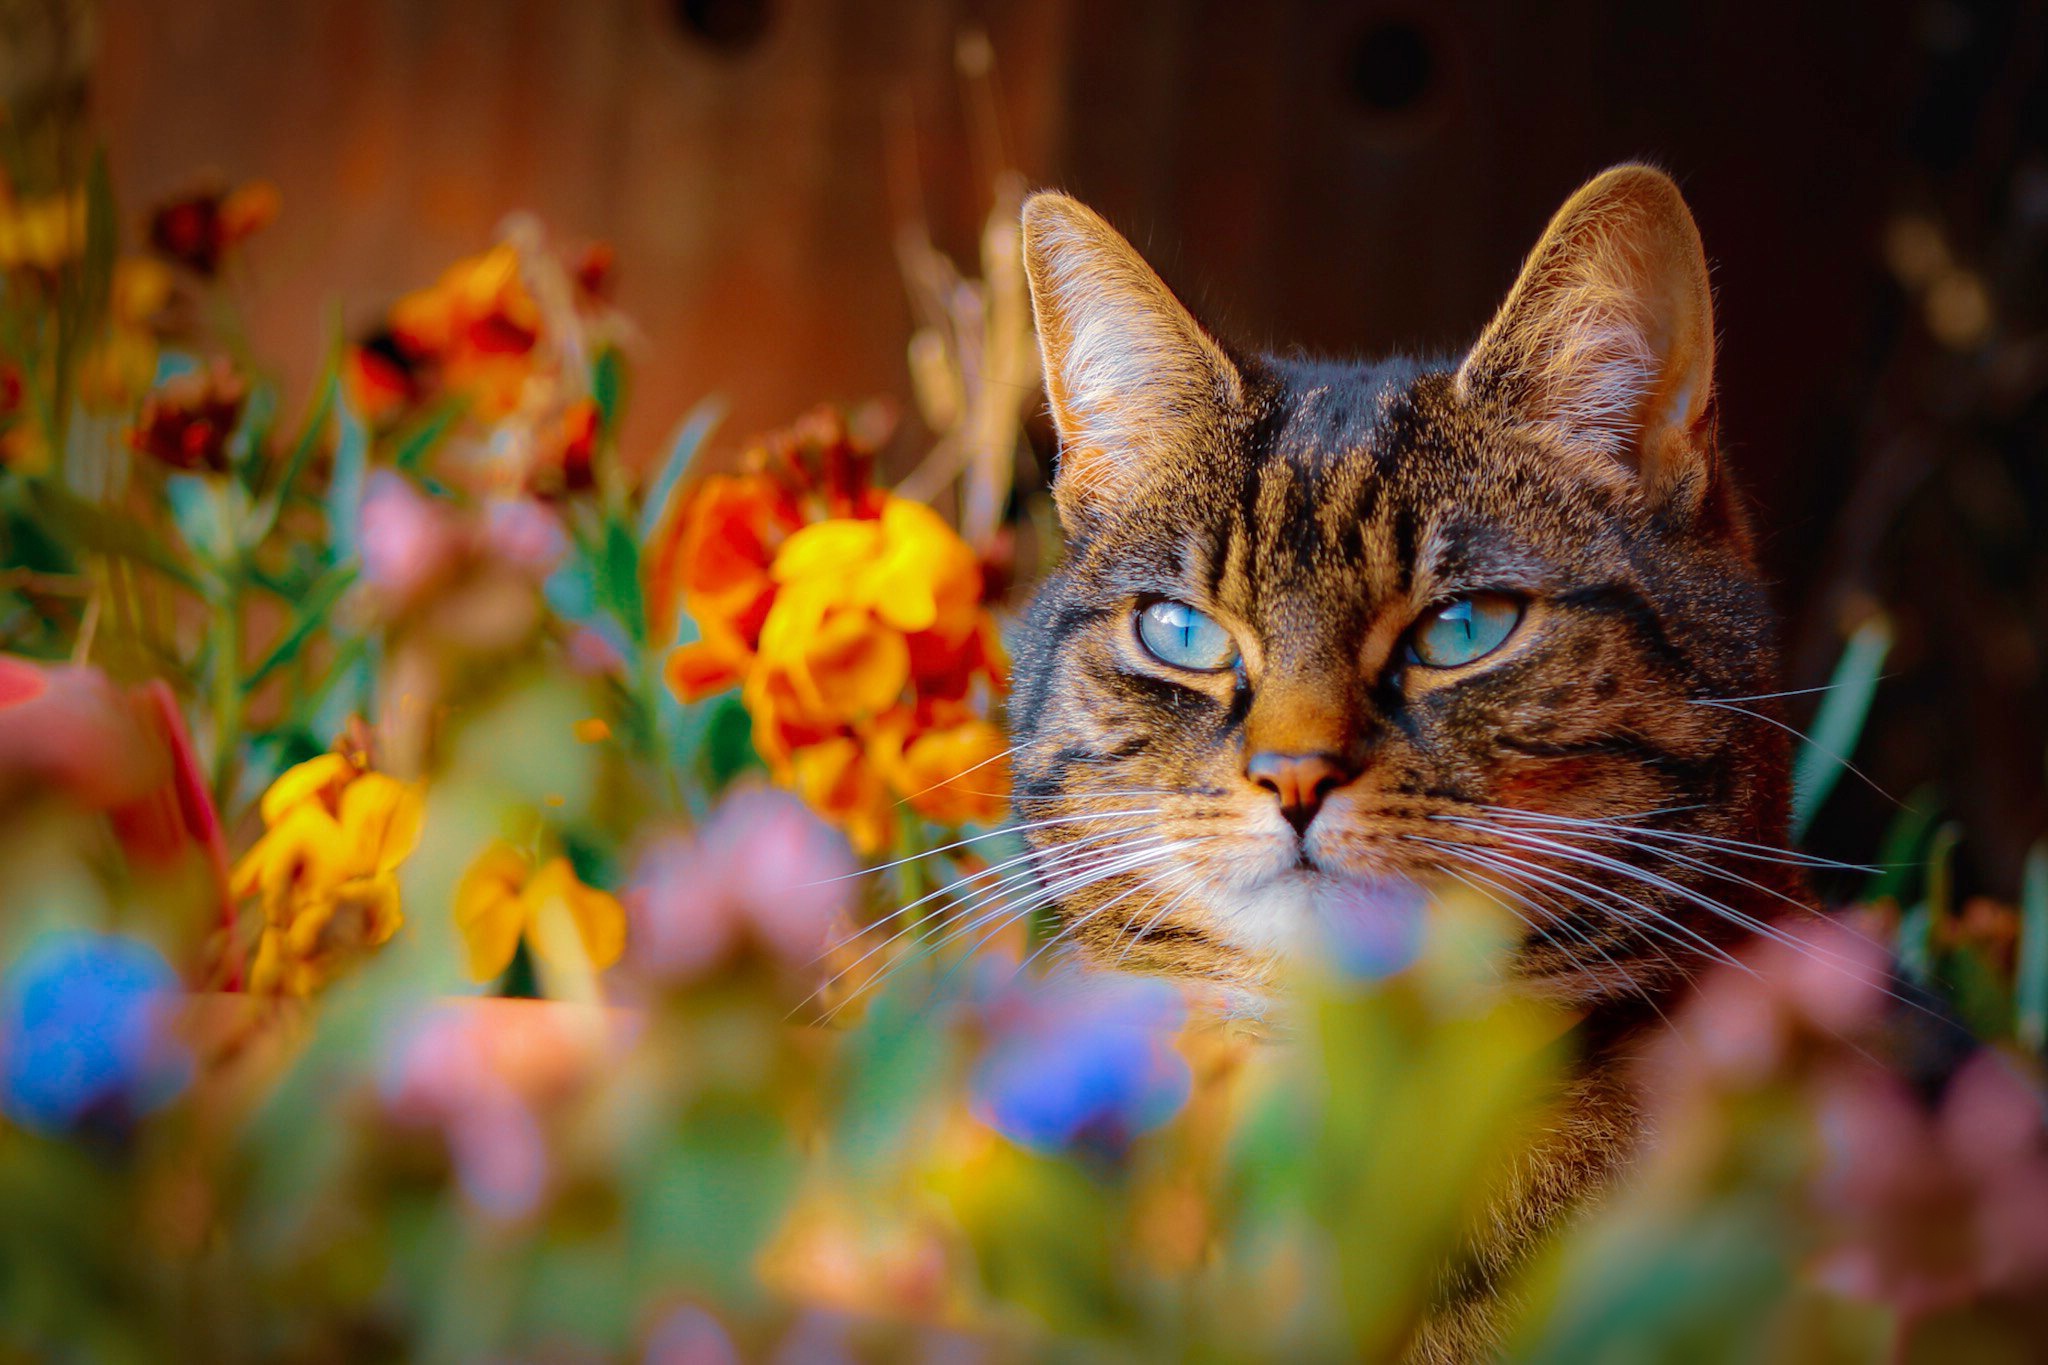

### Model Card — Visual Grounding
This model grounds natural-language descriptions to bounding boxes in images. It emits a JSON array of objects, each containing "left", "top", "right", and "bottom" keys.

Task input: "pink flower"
[
  {"left": 481, "top": 495, "right": 567, "bottom": 574},
  {"left": 1813, "top": 1051, "right": 2048, "bottom": 1318},
  {"left": 359, "top": 470, "right": 459, "bottom": 603},
  {"left": 642, "top": 1304, "right": 741, "bottom": 1365},
  {"left": 624, "top": 785, "right": 858, "bottom": 983},
  {"left": 1666, "top": 916, "right": 1894, "bottom": 1086},
  {"left": 380, "top": 999, "right": 626, "bottom": 1221}
]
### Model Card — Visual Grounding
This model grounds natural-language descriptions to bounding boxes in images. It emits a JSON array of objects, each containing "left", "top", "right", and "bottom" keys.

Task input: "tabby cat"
[{"left": 1010, "top": 166, "right": 1800, "bottom": 1361}]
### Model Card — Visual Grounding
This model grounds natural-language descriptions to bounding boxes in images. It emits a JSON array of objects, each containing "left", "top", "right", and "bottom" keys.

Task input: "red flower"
[
  {"left": 147, "top": 181, "right": 279, "bottom": 278},
  {"left": 129, "top": 361, "right": 247, "bottom": 473}
]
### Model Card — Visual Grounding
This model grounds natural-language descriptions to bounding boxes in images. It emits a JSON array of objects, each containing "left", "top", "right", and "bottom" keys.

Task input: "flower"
[
  {"left": 624, "top": 785, "right": 856, "bottom": 983},
  {"left": 0, "top": 931, "right": 191, "bottom": 1136},
  {"left": 128, "top": 359, "right": 247, "bottom": 472},
  {"left": 147, "top": 180, "right": 279, "bottom": 277},
  {"left": 381, "top": 241, "right": 542, "bottom": 422},
  {"left": 381, "top": 998, "right": 622, "bottom": 1221},
  {"left": 651, "top": 471, "right": 805, "bottom": 677},
  {"left": 969, "top": 962, "right": 1192, "bottom": 1155},
  {"left": 0, "top": 190, "right": 84, "bottom": 276},
  {"left": 1812, "top": 1050, "right": 2048, "bottom": 1317},
  {"left": 1312, "top": 877, "right": 1429, "bottom": 980},
  {"left": 233, "top": 752, "right": 424, "bottom": 997},
  {"left": 643, "top": 1304, "right": 742, "bottom": 1365},
  {"left": 650, "top": 410, "right": 1009, "bottom": 854},
  {"left": 454, "top": 842, "right": 626, "bottom": 983}
]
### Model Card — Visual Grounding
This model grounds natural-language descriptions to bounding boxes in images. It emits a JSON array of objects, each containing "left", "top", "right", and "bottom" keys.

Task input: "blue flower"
[
  {"left": 1314, "top": 877, "right": 1428, "bottom": 980},
  {"left": 970, "top": 965, "right": 1191, "bottom": 1154},
  {"left": 0, "top": 931, "right": 191, "bottom": 1136}
]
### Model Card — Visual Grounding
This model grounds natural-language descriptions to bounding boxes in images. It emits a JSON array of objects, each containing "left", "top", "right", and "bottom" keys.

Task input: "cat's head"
[{"left": 1009, "top": 165, "right": 1795, "bottom": 1008}]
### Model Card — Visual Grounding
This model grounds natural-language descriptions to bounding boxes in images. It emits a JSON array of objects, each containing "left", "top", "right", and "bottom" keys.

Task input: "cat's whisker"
[
  {"left": 1008, "top": 849, "right": 1215, "bottom": 981},
  {"left": 1434, "top": 861, "right": 1671, "bottom": 1014},
  {"left": 1453, "top": 814, "right": 1845, "bottom": 922},
  {"left": 1475, "top": 805, "right": 1880, "bottom": 873},
  {"left": 1111, "top": 867, "right": 1212, "bottom": 967},
  {"left": 1443, "top": 822, "right": 1911, "bottom": 1002},
  {"left": 803, "top": 808, "right": 1168, "bottom": 888},
  {"left": 890, "top": 741, "right": 1019, "bottom": 808},
  {"left": 798, "top": 829, "right": 1168, "bottom": 1017},
  {"left": 1689, "top": 680, "right": 1866, "bottom": 706},
  {"left": 817, "top": 838, "right": 1202, "bottom": 1022},
  {"left": 1686, "top": 698, "right": 1901, "bottom": 810},
  {"left": 1416, "top": 836, "right": 1750, "bottom": 975}
]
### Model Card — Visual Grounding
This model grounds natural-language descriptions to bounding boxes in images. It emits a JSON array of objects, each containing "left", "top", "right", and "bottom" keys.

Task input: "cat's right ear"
[{"left": 1021, "top": 193, "right": 1243, "bottom": 536}]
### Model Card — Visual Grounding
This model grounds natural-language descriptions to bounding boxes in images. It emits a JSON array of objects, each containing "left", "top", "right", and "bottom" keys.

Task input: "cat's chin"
[{"left": 1194, "top": 862, "right": 1430, "bottom": 965}]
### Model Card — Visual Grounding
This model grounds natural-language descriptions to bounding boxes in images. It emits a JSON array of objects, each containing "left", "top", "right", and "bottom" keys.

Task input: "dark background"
[{"left": 96, "top": 0, "right": 2048, "bottom": 895}]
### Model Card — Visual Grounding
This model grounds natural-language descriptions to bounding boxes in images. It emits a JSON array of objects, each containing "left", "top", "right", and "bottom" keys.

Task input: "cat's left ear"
[
  {"left": 1457, "top": 165, "right": 1718, "bottom": 512},
  {"left": 1021, "top": 192, "right": 1244, "bottom": 536}
]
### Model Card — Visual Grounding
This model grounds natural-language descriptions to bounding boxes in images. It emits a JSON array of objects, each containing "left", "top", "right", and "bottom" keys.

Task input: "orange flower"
[
  {"left": 649, "top": 410, "right": 1009, "bottom": 852},
  {"left": 653, "top": 471, "right": 805, "bottom": 683},
  {"left": 386, "top": 242, "right": 541, "bottom": 420},
  {"left": 454, "top": 842, "right": 626, "bottom": 983},
  {"left": 880, "top": 711, "right": 1010, "bottom": 828}
]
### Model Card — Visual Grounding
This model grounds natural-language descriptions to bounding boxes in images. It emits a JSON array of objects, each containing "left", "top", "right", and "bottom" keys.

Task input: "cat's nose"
[{"left": 1245, "top": 751, "right": 1350, "bottom": 836}]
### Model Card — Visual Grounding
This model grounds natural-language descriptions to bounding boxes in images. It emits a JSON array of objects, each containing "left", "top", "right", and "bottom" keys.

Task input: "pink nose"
[{"left": 1245, "top": 751, "right": 1349, "bottom": 835}]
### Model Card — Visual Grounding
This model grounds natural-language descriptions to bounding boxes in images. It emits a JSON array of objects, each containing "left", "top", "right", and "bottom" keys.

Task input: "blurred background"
[{"left": 73, "top": 0, "right": 2048, "bottom": 894}]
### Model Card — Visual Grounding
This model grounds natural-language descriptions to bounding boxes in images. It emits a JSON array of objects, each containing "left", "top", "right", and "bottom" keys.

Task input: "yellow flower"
[
  {"left": 454, "top": 842, "right": 626, "bottom": 983},
  {"left": 0, "top": 191, "right": 85, "bottom": 274},
  {"left": 232, "top": 754, "right": 424, "bottom": 997}
]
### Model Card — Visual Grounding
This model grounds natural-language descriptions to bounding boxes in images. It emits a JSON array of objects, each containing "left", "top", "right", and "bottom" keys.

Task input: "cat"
[{"left": 1008, "top": 165, "right": 1800, "bottom": 1362}]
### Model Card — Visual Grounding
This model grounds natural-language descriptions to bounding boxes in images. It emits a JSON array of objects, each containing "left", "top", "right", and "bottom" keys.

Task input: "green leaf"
[
  {"left": 1792, "top": 616, "right": 1891, "bottom": 837},
  {"left": 28, "top": 482, "right": 204, "bottom": 594},
  {"left": 165, "top": 474, "right": 236, "bottom": 567},
  {"left": 638, "top": 398, "right": 725, "bottom": 542},
  {"left": 697, "top": 694, "right": 761, "bottom": 792},
  {"left": 2017, "top": 843, "right": 2048, "bottom": 1054},
  {"left": 590, "top": 345, "right": 624, "bottom": 431},
  {"left": 391, "top": 397, "right": 466, "bottom": 473},
  {"left": 1863, "top": 786, "right": 1942, "bottom": 905},
  {"left": 594, "top": 516, "right": 645, "bottom": 647},
  {"left": 326, "top": 399, "right": 369, "bottom": 563},
  {"left": 241, "top": 563, "right": 357, "bottom": 693}
]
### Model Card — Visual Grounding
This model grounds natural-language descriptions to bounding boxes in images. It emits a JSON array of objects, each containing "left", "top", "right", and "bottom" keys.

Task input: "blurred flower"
[
  {"left": 0, "top": 189, "right": 84, "bottom": 276},
  {"left": 644, "top": 1304, "right": 742, "bottom": 1365},
  {"left": 526, "top": 396, "right": 600, "bottom": 499},
  {"left": 128, "top": 359, "right": 246, "bottom": 472},
  {"left": 454, "top": 842, "right": 625, "bottom": 983},
  {"left": 233, "top": 752, "right": 424, "bottom": 997},
  {"left": 76, "top": 258, "right": 177, "bottom": 410},
  {"left": 0, "top": 660, "right": 232, "bottom": 945},
  {"left": 874, "top": 709, "right": 1009, "bottom": 828},
  {"left": 969, "top": 962, "right": 1192, "bottom": 1155},
  {"left": 624, "top": 785, "right": 855, "bottom": 982},
  {"left": 384, "top": 241, "right": 540, "bottom": 421},
  {"left": 358, "top": 470, "right": 563, "bottom": 631},
  {"left": 1313, "top": 877, "right": 1428, "bottom": 980},
  {"left": 381, "top": 999, "right": 618, "bottom": 1221},
  {"left": 1664, "top": 915, "right": 1895, "bottom": 1088},
  {"left": 0, "top": 931, "right": 190, "bottom": 1136},
  {"left": 147, "top": 180, "right": 279, "bottom": 277},
  {"left": 1813, "top": 1051, "right": 2048, "bottom": 1317}
]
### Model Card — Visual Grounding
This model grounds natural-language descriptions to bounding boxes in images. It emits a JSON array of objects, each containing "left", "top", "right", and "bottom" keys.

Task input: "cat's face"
[{"left": 1010, "top": 167, "right": 1795, "bottom": 1008}]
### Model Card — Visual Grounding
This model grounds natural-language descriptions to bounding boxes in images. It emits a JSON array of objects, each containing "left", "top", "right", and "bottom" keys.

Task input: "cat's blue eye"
[
  {"left": 1408, "top": 593, "right": 1523, "bottom": 669},
  {"left": 1136, "top": 599, "right": 1239, "bottom": 672}
]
